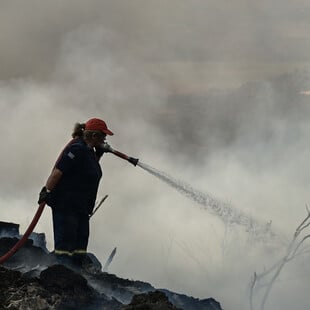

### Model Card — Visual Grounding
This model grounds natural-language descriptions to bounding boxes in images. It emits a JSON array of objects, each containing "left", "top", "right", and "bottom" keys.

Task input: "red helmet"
[{"left": 85, "top": 118, "right": 114, "bottom": 136}]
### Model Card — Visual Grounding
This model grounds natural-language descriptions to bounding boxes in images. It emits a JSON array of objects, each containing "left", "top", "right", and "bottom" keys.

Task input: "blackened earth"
[{"left": 0, "top": 237, "right": 223, "bottom": 310}]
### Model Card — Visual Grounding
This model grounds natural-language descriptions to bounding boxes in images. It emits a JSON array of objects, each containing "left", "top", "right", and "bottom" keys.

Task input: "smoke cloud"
[{"left": 1, "top": 1, "right": 310, "bottom": 309}]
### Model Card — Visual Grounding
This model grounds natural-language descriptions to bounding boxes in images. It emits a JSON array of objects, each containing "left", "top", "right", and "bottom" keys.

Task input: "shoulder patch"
[{"left": 67, "top": 152, "right": 75, "bottom": 159}]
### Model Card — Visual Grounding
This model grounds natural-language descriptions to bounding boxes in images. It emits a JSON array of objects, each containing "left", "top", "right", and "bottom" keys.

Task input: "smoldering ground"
[{"left": 1, "top": 1, "right": 310, "bottom": 309}]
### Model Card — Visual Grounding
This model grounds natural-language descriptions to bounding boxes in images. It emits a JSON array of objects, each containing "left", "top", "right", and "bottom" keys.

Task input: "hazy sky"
[{"left": 1, "top": 1, "right": 310, "bottom": 309}]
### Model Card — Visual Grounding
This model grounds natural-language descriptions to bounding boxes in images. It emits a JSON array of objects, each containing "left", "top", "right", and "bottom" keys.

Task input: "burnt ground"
[
  {"left": 0, "top": 264, "right": 121, "bottom": 310},
  {"left": 0, "top": 236, "right": 223, "bottom": 310}
]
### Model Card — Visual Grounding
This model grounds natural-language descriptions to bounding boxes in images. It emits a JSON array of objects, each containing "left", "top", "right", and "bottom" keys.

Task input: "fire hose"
[
  {"left": 0, "top": 203, "right": 46, "bottom": 264},
  {"left": 0, "top": 141, "right": 138, "bottom": 265},
  {"left": 101, "top": 142, "right": 139, "bottom": 166}
]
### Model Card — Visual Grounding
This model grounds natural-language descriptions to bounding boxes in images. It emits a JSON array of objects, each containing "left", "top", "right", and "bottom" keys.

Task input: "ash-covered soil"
[{"left": 0, "top": 233, "right": 223, "bottom": 310}]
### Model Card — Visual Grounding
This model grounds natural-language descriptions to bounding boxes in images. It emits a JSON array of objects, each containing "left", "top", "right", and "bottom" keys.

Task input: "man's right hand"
[{"left": 38, "top": 186, "right": 51, "bottom": 204}]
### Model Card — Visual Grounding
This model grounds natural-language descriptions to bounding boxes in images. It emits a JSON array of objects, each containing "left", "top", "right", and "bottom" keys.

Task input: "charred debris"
[{"left": 0, "top": 221, "right": 222, "bottom": 310}]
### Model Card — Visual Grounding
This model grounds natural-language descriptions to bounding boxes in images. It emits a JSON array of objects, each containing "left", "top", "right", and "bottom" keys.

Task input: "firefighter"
[{"left": 38, "top": 118, "right": 113, "bottom": 270}]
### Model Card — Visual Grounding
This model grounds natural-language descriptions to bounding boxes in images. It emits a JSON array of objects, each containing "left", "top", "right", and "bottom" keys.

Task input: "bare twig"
[
  {"left": 89, "top": 195, "right": 109, "bottom": 218},
  {"left": 250, "top": 207, "right": 310, "bottom": 310}
]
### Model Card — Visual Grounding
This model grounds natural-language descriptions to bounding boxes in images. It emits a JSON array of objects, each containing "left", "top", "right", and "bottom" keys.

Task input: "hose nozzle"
[{"left": 128, "top": 157, "right": 139, "bottom": 166}]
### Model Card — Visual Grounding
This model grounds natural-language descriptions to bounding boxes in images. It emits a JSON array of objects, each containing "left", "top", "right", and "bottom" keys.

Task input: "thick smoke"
[{"left": 1, "top": 1, "right": 310, "bottom": 309}]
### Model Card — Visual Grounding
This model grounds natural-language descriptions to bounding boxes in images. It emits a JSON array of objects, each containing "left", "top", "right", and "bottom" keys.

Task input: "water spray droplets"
[{"left": 137, "top": 161, "right": 275, "bottom": 241}]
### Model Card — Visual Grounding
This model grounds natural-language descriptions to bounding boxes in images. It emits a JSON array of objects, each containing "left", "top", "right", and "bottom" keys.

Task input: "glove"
[
  {"left": 95, "top": 143, "right": 112, "bottom": 159},
  {"left": 38, "top": 186, "right": 51, "bottom": 204}
]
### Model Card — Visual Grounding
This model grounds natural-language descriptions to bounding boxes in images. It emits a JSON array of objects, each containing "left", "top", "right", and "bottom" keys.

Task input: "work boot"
[
  {"left": 53, "top": 253, "right": 77, "bottom": 271},
  {"left": 73, "top": 253, "right": 102, "bottom": 275}
]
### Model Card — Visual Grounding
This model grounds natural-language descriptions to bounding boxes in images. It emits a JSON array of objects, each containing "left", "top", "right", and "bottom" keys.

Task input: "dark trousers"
[{"left": 52, "top": 209, "right": 89, "bottom": 262}]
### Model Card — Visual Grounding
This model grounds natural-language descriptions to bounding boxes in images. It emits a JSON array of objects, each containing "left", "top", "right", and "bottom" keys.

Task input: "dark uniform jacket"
[{"left": 48, "top": 138, "right": 102, "bottom": 215}]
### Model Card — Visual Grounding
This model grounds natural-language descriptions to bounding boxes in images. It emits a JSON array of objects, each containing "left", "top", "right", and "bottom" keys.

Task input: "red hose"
[{"left": 0, "top": 203, "right": 46, "bottom": 264}]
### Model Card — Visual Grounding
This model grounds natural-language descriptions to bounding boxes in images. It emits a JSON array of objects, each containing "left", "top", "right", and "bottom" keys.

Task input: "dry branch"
[{"left": 249, "top": 207, "right": 310, "bottom": 310}]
